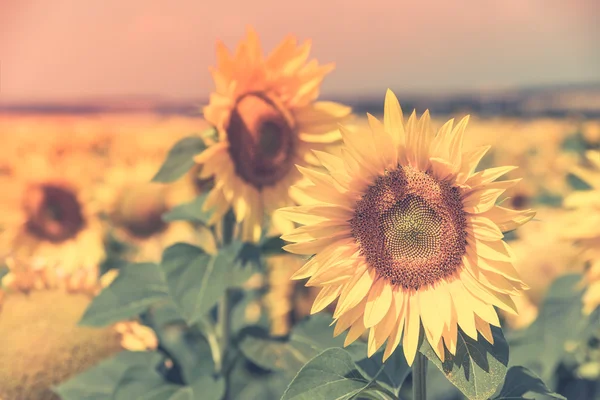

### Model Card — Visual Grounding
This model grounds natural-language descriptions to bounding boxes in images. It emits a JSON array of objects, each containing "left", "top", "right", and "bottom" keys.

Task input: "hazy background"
[{"left": 1, "top": 0, "right": 599, "bottom": 105}]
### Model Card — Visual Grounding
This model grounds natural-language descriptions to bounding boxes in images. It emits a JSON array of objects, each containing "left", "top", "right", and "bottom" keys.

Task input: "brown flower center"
[
  {"left": 116, "top": 184, "right": 168, "bottom": 239},
  {"left": 226, "top": 92, "right": 296, "bottom": 189},
  {"left": 350, "top": 167, "right": 467, "bottom": 290},
  {"left": 24, "top": 184, "right": 86, "bottom": 243}
]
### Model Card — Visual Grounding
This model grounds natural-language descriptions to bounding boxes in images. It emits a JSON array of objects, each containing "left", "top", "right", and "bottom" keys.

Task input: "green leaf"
[
  {"left": 79, "top": 263, "right": 170, "bottom": 327},
  {"left": 229, "top": 358, "right": 292, "bottom": 400},
  {"left": 347, "top": 345, "right": 411, "bottom": 396},
  {"left": 260, "top": 236, "right": 287, "bottom": 256},
  {"left": 52, "top": 351, "right": 164, "bottom": 400},
  {"left": 162, "top": 194, "right": 212, "bottom": 224},
  {"left": 169, "top": 388, "right": 195, "bottom": 400},
  {"left": 507, "top": 274, "right": 586, "bottom": 385},
  {"left": 161, "top": 242, "right": 253, "bottom": 325},
  {"left": 152, "top": 135, "right": 208, "bottom": 183},
  {"left": 190, "top": 375, "right": 225, "bottom": 400},
  {"left": 151, "top": 320, "right": 215, "bottom": 384},
  {"left": 492, "top": 366, "right": 566, "bottom": 399},
  {"left": 0, "top": 264, "right": 8, "bottom": 281},
  {"left": 281, "top": 348, "right": 370, "bottom": 400},
  {"left": 113, "top": 365, "right": 182, "bottom": 400},
  {"left": 239, "top": 314, "right": 345, "bottom": 373},
  {"left": 420, "top": 325, "right": 509, "bottom": 400}
]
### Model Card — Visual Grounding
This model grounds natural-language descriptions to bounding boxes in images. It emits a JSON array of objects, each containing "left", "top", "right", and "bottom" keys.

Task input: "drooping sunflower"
[
  {"left": 278, "top": 90, "right": 535, "bottom": 364},
  {"left": 195, "top": 27, "right": 352, "bottom": 242},
  {"left": 0, "top": 151, "right": 105, "bottom": 275},
  {"left": 562, "top": 150, "right": 600, "bottom": 315}
]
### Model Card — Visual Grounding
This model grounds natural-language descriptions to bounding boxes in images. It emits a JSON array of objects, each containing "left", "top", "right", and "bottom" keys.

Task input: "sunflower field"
[{"left": 1, "top": 28, "right": 600, "bottom": 400}]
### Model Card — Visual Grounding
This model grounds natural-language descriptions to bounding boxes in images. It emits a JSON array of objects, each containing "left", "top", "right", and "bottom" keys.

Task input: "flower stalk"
[{"left": 412, "top": 352, "right": 428, "bottom": 400}]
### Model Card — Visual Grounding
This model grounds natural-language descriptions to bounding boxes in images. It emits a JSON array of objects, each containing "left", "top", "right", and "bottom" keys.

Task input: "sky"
[{"left": 1, "top": 0, "right": 599, "bottom": 102}]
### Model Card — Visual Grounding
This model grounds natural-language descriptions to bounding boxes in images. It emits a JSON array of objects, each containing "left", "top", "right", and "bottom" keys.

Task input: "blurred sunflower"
[
  {"left": 582, "top": 120, "right": 600, "bottom": 148},
  {"left": 0, "top": 152, "right": 105, "bottom": 275},
  {"left": 511, "top": 207, "right": 582, "bottom": 304},
  {"left": 278, "top": 90, "right": 534, "bottom": 364},
  {"left": 503, "top": 207, "right": 583, "bottom": 329},
  {"left": 464, "top": 118, "right": 578, "bottom": 208},
  {"left": 95, "top": 160, "right": 216, "bottom": 262},
  {"left": 263, "top": 254, "right": 306, "bottom": 336},
  {"left": 562, "top": 150, "right": 600, "bottom": 315},
  {"left": 194, "top": 27, "right": 352, "bottom": 242}
]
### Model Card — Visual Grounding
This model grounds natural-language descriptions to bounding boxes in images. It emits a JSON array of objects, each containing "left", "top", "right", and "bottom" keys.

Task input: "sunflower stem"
[
  {"left": 217, "top": 289, "right": 231, "bottom": 374},
  {"left": 412, "top": 352, "right": 428, "bottom": 400}
]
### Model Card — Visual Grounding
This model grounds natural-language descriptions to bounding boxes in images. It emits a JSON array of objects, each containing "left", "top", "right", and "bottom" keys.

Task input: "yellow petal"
[
  {"left": 277, "top": 204, "right": 352, "bottom": 225},
  {"left": 339, "top": 124, "right": 382, "bottom": 176},
  {"left": 306, "top": 258, "right": 359, "bottom": 287},
  {"left": 194, "top": 142, "right": 228, "bottom": 165},
  {"left": 311, "top": 285, "right": 343, "bottom": 314},
  {"left": 368, "top": 113, "right": 395, "bottom": 170},
  {"left": 383, "top": 89, "right": 405, "bottom": 155},
  {"left": 418, "top": 285, "right": 446, "bottom": 344},
  {"left": 467, "top": 238, "right": 512, "bottom": 262},
  {"left": 283, "top": 235, "right": 348, "bottom": 255},
  {"left": 479, "top": 206, "right": 536, "bottom": 233},
  {"left": 430, "top": 118, "right": 455, "bottom": 160},
  {"left": 474, "top": 315, "right": 494, "bottom": 344},
  {"left": 466, "top": 166, "right": 518, "bottom": 187},
  {"left": 364, "top": 278, "right": 393, "bottom": 328},
  {"left": 468, "top": 216, "right": 504, "bottom": 241},
  {"left": 415, "top": 110, "right": 434, "bottom": 170},
  {"left": 344, "top": 318, "right": 367, "bottom": 347},
  {"left": 333, "top": 297, "right": 367, "bottom": 337},
  {"left": 447, "top": 115, "right": 470, "bottom": 170},
  {"left": 402, "top": 296, "right": 421, "bottom": 366},
  {"left": 281, "top": 220, "right": 349, "bottom": 243},
  {"left": 447, "top": 280, "right": 478, "bottom": 340},
  {"left": 334, "top": 267, "right": 376, "bottom": 318},
  {"left": 463, "top": 188, "right": 505, "bottom": 214},
  {"left": 456, "top": 145, "right": 491, "bottom": 183}
]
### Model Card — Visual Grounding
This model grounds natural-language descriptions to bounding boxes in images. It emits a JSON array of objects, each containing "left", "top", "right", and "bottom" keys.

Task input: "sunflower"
[
  {"left": 562, "top": 150, "right": 600, "bottom": 315},
  {"left": 194, "top": 27, "right": 352, "bottom": 242},
  {"left": 95, "top": 160, "right": 216, "bottom": 261},
  {"left": 510, "top": 207, "right": 582, "bottom": 305},
  {"left": 0, "top": 151, "right": 105, "bottom": 275},
  {"left": 278, "top": 90, "right": 535, "bottom": 364},
  {"left": 263, "top": 254, "right": 306, "bottom": 336},
  {"left": 464, "top": 118, "right": 578, "bottom": 207}
]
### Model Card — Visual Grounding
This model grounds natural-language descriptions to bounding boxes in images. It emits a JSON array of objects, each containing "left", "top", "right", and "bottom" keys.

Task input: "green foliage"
[
  {"left": 112, "top": 365, "right": 182, "bottom": 400},
  {"left": 281, "top": 348, "right": 372, "bottom": 400},
  {"left": 57, "top": 192, "right": 600, "bottom": 400},
  {"left": 239, "top": 314, "right": 346, "bottom": 373},
  {"left": 0, "top": 264, "right": 8, "bottom": 281},
  {"left": 419, "top": 326, "right": 509, "bottom": 400},
  {"left": 507, "top": 274, "right": 588, "bottom": 386},
  {"left": 492, "top": 366, "right": 566, "bottom": 400},
  {"left": 53, "top": 351, "right": 165, "bottom": 400},
  {"left": 152, "top": 134, "right": 210, "bottom": 183},
  {"left": 260, "top": 236, "right": 288, "bottom": 256},
  {"left": 162, "top": 193, "right": 213, "bottom": 225},
  {"left": 160, "top": 242, "right": 254, "bottom": 325},
  {"left": 99, "top": 231, "right": 135, "bottom": 275},
  {"left": 79, "top": 263, "right": 170, "bottom": 327},
  {"left": 349, "top": 346, "right": 411, "bottom": 396}
]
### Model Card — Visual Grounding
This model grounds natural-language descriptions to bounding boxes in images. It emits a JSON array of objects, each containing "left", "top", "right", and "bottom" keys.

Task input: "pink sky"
[{"left": 1, "top": 0, "right": 598, "bottom": 102}]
